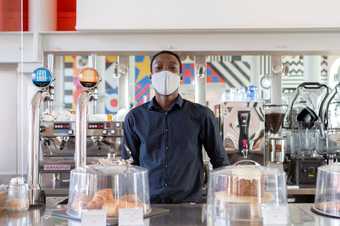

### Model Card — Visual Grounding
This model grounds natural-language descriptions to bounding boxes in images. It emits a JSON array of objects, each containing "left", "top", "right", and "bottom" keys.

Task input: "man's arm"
[
  {"left": 201, "top": 108, "right": 229, "bottom": 168},
  {"left": 121, "top": 112, "right": 141, "bottom": 165}
]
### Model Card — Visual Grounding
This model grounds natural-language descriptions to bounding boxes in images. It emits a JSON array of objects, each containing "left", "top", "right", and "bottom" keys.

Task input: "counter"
[{"left": 0, "top": 201, "right": 339, "bottom": 226}]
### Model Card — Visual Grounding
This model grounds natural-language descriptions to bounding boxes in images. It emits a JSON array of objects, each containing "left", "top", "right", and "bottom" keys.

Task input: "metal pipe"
[
  {"left": 271, "top": 56, "right": 282, "bottom": 105},
  {"left": 194, "top": 56, "right": 207, "bottom": 105},
  {"left": 28, "top": 90, "right": 50, "bottom": 206},
  {"left": 91, "top": 89, "right": 98, "bottom": 115},
  {"left": 88, "top": 54, "right": 98, "bottom": 114},
  {"left": 118, "top": 56, "right": 129, "bottom": 110},
  {"left": 47, "top": 86, "right": 54, "bottom": 114},
  {"left": 304, "top": 55, "right": 321, "bottom": 83},
  {"left": 89, "top": 54, "right": 97, "bottom": 68},
  {"left": 75, "top": 91, "right": 91, "bottom": 168},
  {"left": 46, "top": 54, "right": 55, "bottom": 113},
  {"left": 53, "top": 56, "right": 64, "bottom": 111}
]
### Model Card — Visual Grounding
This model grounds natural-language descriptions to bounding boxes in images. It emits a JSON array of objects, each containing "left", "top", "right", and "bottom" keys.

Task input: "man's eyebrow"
[
  {"left": 152, "top": 61, "right": 162, "bottom": 65},
  {"left": 168, "top": 61, "right": 180, "bottom": 65},
  {"left": 153, "top": 61, "right": 178, "bottom": 65}
]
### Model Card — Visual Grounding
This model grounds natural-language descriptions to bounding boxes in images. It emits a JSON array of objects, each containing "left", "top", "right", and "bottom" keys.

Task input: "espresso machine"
[
  {"left": 39, "top": 120, "right": 123, "bottom": 196},
  {"left": 214, "top": 101, "right": 265, "bottom": 164},
  {"left": 283, "top": 82, "right": 329, "bottom": 188},
  {"left": 38, "top": 69, "right": 124, "bottom": 197}
]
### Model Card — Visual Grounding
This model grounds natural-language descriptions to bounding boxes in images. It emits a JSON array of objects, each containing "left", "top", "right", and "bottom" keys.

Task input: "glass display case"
[
  {"left": 67, "top": 164, "right": 150, "bottom": 219},
  {"left": 207, "top": 161, "right": 287, "bottom": 225},
  {"left": 313, "top": 163, "right": 340, "bottom": 218}
]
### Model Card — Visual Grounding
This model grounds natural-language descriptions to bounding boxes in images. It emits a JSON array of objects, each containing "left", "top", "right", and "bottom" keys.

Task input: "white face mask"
[{"left": 151, "top": 71, "right": 180, "bottom": 96}]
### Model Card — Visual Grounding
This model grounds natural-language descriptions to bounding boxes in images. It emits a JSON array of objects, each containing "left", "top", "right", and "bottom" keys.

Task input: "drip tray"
[{"left": 51, "top": 208, "right": 170, "bottom": 225}]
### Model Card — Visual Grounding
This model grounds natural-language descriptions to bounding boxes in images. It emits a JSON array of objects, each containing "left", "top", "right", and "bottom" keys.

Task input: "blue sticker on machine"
[{"left": 32, "top": 68, "right": 53, "bottom": 87}]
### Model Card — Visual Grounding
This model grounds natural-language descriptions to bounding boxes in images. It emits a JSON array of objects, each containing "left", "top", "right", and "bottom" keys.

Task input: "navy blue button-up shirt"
[{"left": 121, "top": 95, "right": 229, "bottom": 203}]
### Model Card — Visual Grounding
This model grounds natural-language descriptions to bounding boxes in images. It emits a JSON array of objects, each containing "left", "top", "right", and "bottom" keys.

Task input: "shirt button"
[
  {"left": 165, "top": 146, "right": 169, "bottom": 150},
  {"left": 164, "top": 183, "right": 168, "bottom": 187},
  {"left": 165, "top": 129, "right": 168, "bottom": 133},
  {"left": 165, "top": 164, "right": 168, "bottom": 168}
]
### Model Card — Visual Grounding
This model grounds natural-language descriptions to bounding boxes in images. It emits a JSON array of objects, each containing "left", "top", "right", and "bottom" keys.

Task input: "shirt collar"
[{"left": 147, "top": 95, "right": 184, "bottom": 111}]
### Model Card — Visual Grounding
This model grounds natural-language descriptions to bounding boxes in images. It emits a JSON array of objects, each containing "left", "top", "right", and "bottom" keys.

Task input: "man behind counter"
[{"left": 122, "top": 51, "right": 229, "bottom": 203}]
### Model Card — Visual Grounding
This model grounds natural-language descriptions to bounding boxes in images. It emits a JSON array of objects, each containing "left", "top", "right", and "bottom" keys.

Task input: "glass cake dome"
[
  {"left": 67, "top": 164, "right": 150, "bottom": 219},
  {"left": 313, "top": 163, "right": 340, "bottom": 218},
  {"left": 207, "top": 161, "right": 287, "bottom": 225}
]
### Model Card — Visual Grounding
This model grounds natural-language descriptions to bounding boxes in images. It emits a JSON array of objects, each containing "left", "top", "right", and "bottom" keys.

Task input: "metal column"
[{"left": 194, "top": 56, "right": 207, "bottom": 105}]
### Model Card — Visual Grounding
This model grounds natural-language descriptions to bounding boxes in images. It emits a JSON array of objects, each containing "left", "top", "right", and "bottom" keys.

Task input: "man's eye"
[
  {"left": 168, "top": 66, "right": 177, "bottom": 71},
  {"left": 153, "top": 67, "right": 161, "bottom": 72}
]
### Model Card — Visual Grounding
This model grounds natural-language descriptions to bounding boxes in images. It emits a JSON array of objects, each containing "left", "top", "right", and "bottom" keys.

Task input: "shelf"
[
  {"left": 2, "top": 28, "right": 340, "bottom": 64},
  {"left": 42, "top": 29, "right": 340, "bottom": 55}
]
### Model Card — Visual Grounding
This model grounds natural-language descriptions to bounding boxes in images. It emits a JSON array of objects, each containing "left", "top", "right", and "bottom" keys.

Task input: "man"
[{"left": 122, "top": 51, "right": 229, "bottom": 203}]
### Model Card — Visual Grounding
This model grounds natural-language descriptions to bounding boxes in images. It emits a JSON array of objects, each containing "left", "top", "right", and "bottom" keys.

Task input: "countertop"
[{"left": 0, "top": 201, "right": 340, "bottom": 226}]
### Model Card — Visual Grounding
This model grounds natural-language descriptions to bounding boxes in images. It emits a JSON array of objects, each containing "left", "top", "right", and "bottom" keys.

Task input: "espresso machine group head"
[{"left": 28, "top": 67, "right": 54, "bottom": 206}]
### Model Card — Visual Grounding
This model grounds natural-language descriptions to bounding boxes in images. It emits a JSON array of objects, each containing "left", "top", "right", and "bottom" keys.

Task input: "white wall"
[
  {"left": 19, "top": 72, "right": 38, "bottom": 176},
  {"left": 77, "top": 0, "right": 340, "bottom": 30},
  {"left": 0, "top": 64, "right": 36, "bottom": 175},
  {"left": 0, "top": 65, "right": 18, "bottom": 174}
]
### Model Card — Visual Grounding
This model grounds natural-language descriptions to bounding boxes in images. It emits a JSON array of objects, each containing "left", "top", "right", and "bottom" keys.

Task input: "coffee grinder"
[{"left": 264, "top": 104, "right": 288, "bottom": 165}]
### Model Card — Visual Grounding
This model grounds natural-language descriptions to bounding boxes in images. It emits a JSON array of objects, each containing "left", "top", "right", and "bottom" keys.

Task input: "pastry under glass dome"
[
  {"left": 207, "top": 162, "right": 288, "bottom": 225},
  {"left": 67, "top": 164, "right": 150, "bottom": 219},
  {"left": 313, "top": 163, "right": 340, "bottom": 218}
]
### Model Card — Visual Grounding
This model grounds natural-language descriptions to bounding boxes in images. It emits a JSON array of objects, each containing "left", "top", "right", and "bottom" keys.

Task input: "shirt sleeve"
[
  {"left": 121, "top": 112, "right": 141, "bottom": 165},
  {"left": 201, "top": 108, "right": 230, "bottom": 168}
]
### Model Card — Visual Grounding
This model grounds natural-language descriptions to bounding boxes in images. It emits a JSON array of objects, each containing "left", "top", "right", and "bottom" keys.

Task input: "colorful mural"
[
  {"left": 134, "top": 56, "right": 151, "bottom": 106},
  {"left": 281, "top": 56, "right": 328, "bottom": 89},
  {"left": 182, "top": 63, "right": 195, "bottom": 84},
  {"left": 62, "top": 55, "right": 329, "bottom": 113},
  {"left": 63, "top": 55, "right": 119, "bottom": 114},
  {"left": 207, "top": 62, "right": 225, "bottom": 83},
  {"left": 63, "top": 56, "right": 88, "bottom": 110},
  {"left": 104, "top": 56, "right": 119, "bottom": 114}
]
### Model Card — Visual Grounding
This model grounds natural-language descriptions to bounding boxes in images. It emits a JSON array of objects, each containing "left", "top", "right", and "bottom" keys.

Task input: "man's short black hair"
[{"left": 150, "top": 50, "right": 182, "bottom": 74}]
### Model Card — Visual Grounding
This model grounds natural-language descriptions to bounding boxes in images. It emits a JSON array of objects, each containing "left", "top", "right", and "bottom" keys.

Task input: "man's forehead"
[{"left": 152, "top": 54, "right": 179, "bottom": 64}]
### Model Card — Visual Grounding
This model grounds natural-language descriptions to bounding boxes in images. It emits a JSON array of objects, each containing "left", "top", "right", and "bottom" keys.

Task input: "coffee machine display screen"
[
  {"left": 88, "top": 123, "right": 105, "bottom": 129},
  {"left": 54, "top": 123, "right": 71, "bottom": 130}
]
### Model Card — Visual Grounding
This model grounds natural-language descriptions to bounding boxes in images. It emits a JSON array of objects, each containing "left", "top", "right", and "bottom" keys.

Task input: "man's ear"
[{"left": 178, "top": 72, "right": 183, "bottom": 80}]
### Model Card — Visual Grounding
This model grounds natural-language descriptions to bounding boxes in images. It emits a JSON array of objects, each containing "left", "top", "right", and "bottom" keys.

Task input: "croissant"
[
  {"left": 85, "top": 189, "right": 143, "bottom": 217},
  {"left": 86, "top": 188, "right": 114, "bottom": 209},
  {"left": 117, "top": 194, "right": 143, "bottom": 208}
]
